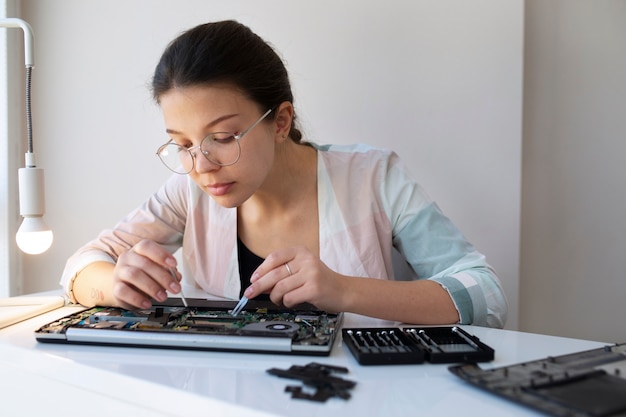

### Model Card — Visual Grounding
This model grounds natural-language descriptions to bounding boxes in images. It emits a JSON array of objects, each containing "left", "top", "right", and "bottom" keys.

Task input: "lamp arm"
[
  {"left": 1, "top": 18, "right": 35, "bottom": 157},
  {"left": 0, "top": 18, "right": 34, "bottom": 67}
]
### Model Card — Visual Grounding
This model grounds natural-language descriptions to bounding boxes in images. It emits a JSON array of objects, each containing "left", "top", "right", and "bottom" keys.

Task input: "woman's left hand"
[{"left": 246, "top": 246, "right": 346, "bottom": 312}]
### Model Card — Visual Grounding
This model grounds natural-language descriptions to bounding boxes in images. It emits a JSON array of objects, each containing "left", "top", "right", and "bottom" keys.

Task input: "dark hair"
[{"left": 152, "top": 20, "right": 302, "bottom": 142}]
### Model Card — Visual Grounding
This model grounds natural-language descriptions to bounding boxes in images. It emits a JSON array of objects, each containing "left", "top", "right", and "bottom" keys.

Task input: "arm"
[
  {"left": 71, "top": 241, "right": 182, "bottom": 310},
  {"left": 385, "top": 154, "right": 508, "bottom": 327},
  {"left": 246, "top": 225, "right": 504, "bottom": 326},
  {"left": 339, "top": 276, "right": 460, "bottom": 324},
  {"left": 247, "top": 148, "right": 507, "bottom": 327},
  {"left": 71, "top": 261, "right": 116, "bottom": 307},
  {"left": 61, "top": 175, "right": 188, "bottom": 307},
  {"left": 246, "top": 246, "right": 459, "bottom": 324}
]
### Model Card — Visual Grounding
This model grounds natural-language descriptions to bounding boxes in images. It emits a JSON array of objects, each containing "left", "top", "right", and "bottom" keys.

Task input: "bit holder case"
[{"left": 342, "top": 326, "right": 494, "bottom": 365}]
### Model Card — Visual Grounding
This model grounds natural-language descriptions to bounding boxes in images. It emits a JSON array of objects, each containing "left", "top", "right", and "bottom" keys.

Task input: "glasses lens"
[
  {"left": 200, "top": 134, "right": 241, "bottom": 166},
  {"left": 157, "top": 143, "right": 192, "bottom": 174}
]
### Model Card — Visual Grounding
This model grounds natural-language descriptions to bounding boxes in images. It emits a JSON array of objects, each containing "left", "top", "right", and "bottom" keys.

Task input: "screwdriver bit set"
[{"left": 342, "top": 326, "right": 494, "bottom": 365}]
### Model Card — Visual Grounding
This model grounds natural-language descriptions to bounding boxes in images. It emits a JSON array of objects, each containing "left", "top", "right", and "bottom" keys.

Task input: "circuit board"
[{"left": 35, "top": 299, "right": 342, "bottom": 355}]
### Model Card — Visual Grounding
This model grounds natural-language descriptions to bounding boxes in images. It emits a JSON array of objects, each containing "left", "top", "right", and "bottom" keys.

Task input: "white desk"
[{"left": 0, "top": 305, "right": 607, "bottom": 417}]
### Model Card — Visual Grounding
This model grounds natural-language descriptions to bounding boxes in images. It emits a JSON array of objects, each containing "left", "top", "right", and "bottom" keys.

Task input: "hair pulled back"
[{"left": 152, "top": 20, "right": 302, "bottom": 142}]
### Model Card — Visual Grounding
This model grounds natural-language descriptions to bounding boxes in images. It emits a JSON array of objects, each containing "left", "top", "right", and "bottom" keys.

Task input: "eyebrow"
[{"left": 165, "top": 113, "right": 239, "bottom": 135}]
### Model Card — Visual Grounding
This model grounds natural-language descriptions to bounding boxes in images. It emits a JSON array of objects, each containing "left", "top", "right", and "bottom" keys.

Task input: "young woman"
[{"left": 62, "top": 20, "right": 507, "bottom": 328}]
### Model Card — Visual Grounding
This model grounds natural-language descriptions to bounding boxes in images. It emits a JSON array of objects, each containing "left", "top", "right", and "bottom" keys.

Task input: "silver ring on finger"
[{"left": 284, "top": 262, "right": 293, "bottom": 276}]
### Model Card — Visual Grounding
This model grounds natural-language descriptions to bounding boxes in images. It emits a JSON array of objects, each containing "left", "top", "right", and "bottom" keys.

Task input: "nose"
[{"left": 193, "top": 149, "right": 220, "bottom": 173}]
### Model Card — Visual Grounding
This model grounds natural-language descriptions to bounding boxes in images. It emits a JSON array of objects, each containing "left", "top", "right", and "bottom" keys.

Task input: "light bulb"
[
  {"left": 16, "top": 217, "right": 53, "bottom": 255},
  {"left": 17, "top": 156, "right": 53, "bottom": 255}
]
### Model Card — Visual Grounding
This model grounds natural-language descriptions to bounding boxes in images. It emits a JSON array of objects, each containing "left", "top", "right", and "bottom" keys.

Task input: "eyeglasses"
[{"left": 156, "top": 109, "right": 272, "bottom": 174}]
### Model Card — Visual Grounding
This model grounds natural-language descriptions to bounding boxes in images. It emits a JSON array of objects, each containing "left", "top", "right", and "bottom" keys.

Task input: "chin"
[
  {"left": 211, "top": 196, "right": 239, "bottom": 208},
  {"left": 209, "top": 193, "right": 249, "bottom": 209}
]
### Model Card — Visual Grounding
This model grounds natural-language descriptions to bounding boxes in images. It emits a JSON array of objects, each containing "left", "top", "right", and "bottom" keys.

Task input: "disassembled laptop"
[{"left": 35, "top": 299, "right": 342, "bottom": 355}]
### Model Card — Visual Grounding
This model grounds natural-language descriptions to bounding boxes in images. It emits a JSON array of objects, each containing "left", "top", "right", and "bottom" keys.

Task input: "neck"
[{"left": 243, "top": 141, "right": 317, "bottom": 214}]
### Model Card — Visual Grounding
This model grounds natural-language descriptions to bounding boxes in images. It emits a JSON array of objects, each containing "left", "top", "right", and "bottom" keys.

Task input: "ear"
[{"left": 273, "top": 101, "right": 294, "bottom": 143}]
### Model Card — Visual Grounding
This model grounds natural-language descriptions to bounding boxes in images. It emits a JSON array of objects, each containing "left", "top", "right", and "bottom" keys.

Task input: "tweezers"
[
  {"left": 230, "top": 295, "right": 248, "bottom": 317},
  {"left": 169, "top": 268, "right": 188, "bottom": 309}
]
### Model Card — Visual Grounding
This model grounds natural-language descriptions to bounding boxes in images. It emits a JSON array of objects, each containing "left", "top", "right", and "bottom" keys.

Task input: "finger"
[
  {"left": 134, "top": 263, "right": 182, "bottom": 299},
  {"left": 132, "top": 240, "right": 177, "bottom": 269},
  {"left": 116, "top": 246, "right": 180, "bottom": 301},
  {"left": 276, "top": 284, "right": 308, "bottom": 308},
  {"left": 244, "top": 264, "right": 288, "bottom": 300},
  {"left": 270, "top": 263, "right": 309, "bottom": 303},
  {"left": 129, "top": 241, "right": 179, "bottom": 291},
  {"left": 246, "top": 261, "right": 299, "bottom": 303},
  {"left": 114, "top": 262, "right": 169, "bottom": 302},
  {"left": 112, "top": 280, "right": 154, "bottom": 310},
  {"left": 249, "top": 248, "right": 298, "bottom": 284}
]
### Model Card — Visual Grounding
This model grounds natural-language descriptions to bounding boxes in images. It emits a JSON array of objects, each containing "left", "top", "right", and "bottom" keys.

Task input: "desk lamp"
[{"left": 1, "top": 18, "right": 53, "bottom": 255}]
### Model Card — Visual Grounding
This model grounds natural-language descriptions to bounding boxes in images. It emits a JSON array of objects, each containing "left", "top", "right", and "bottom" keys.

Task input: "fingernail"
[
  {"left": 156, "top": 290, "right": 167, "bottom": 301},
  {"left": 250, "top": 271, "right": 259, "bottom": 282},
  {"left": 141, "top": 300, "right": 151, "bottom": 309},
  {"left": 169, "top": 281, "right": 181, "bottom": 293},
  {"left": 166, "top": 257, "right": 177, "bottom": 267},
  {"left": 244, "top": 286, "right": 253, "bottom": 297}
]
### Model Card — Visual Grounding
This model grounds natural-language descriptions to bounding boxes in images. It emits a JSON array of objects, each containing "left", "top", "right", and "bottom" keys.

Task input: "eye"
[
  {"left": 208, "top": 133, "right": 237, "bottom": 144},
  {"left": 175, "top": 145, "right": 189, "bottom": 154},
  {"left": 158, "top": 142, "right": 186, "bottom": 158},
  {"left": 169, "top": 138, "right": 193, "bottom": 149}
]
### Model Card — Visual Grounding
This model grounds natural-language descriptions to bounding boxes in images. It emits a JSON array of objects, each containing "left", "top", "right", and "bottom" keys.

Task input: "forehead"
[
  {"left": 160, "top": 84, "right": 257, "bottom": 132},
  {"left": 160, "top": 84, "right": 250, "bottom": 112}
]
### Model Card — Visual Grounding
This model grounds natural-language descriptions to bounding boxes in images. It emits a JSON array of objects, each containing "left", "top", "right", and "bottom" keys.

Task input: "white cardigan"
[{"left": 61, "top": 143, "right": 508, "bottom": 327}]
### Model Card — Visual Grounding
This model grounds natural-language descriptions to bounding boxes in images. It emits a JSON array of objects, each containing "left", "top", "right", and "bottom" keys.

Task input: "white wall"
[
  {"left": 18, "top": 0, "right": 523, "bottom": 327},
  {"left": 521, "top": 1, "right": 626, "bottom": 342},
  {"left": 0, "top": 0, "right": 24, "bottom": 297}
]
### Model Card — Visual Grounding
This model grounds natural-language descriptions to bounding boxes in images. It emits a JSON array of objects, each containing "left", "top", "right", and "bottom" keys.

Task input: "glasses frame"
[{"left": 157, "top": 108, "right": 273, "bottom": 174}]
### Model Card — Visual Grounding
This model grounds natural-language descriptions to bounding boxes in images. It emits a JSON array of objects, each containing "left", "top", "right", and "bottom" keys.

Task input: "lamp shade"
[{"left": 16, "top": 157, "right": 53, "bottom": 255}]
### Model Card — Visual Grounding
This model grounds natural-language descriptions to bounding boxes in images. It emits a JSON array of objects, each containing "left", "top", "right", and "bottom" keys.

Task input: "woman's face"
[{"left": 159, "top": 84, "right": 277, "bottom": 208}]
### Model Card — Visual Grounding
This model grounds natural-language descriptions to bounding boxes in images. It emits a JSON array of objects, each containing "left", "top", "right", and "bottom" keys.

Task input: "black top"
[{"left": 237, "top": 237, "right": 270, "bottom": 300}]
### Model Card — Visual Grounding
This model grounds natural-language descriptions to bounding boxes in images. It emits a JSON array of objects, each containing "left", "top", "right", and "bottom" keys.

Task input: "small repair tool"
[
  {"left": 169, "top": 268, "right": 188, "bottom": 309},
  {"left": 230, "top": 295, "right": 248, "bottom": 317}
]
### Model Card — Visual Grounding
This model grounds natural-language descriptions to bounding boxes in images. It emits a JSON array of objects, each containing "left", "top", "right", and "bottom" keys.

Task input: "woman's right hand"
[{"left": 112, "top": 239, "right": 181, "bottom": 310}]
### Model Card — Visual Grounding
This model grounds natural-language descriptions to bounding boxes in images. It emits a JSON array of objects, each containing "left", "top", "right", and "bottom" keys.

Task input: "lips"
[{"left": 205, "top": 182, "right": 234, "bottom": 196}]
